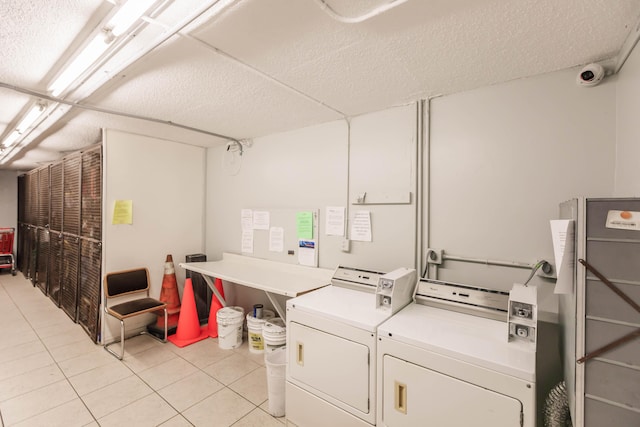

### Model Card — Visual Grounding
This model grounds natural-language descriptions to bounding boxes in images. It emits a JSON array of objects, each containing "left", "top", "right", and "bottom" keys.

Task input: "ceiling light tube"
[
  {"left": 16, "top": 103, "right": 47, "bottom": 134},
  {"left": 0, "top": 102, "right": 46, "bottom": 151},
  {"left": 49, "top": 32, "right": 112, "bottom": 96},
  {"left": 109, "top": 0, "right": 156, "bottom": 37},
  {"left": 1, "top": 131, "right": 21, "bottom": 149}
]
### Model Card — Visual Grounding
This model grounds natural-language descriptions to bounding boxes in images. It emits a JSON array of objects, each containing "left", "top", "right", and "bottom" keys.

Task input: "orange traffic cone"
[
  {"left": 168, "top": 278, "right": 209, "bottom": 348},
  {"left": 157, "top": 254, "right": 181, "bottom": 328},
  {"left": 207, "top": 293, "right": 224, "bottom": 338},
  {"left": 208, "top": 277, "right": 226, "bottom": 338}
]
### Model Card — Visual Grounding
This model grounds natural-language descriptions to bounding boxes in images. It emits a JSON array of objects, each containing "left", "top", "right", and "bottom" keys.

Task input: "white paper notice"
[
  {"left": 298, "top": 239, "right": 316, "bottom": 266},
  {"left": 605, "top": 210, "right": 640, "bottom": 231},
  {"left": 269, "top": 227, "right": 284, "bottom": 252},
  {"left": 351, "top": 211, "right": 372, "bottom": 242},
  {"left": 550, "top": 219, "right": 575, "bottom": 294},
  {"left": 325, "top": 206, "right": 345, "bottom": 236},
  {"left": 241, "top": 229, "right": 254, "bottom": 254},
  {"left": 241, "top": 209, "right": 253, "bottom": 231},
  {"left": 253, "top": 210, "right": 270, "bottom": 230}
]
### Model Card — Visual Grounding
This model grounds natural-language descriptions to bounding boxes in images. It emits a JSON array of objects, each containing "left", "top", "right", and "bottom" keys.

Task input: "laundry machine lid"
[
  {"left": 287, "top": 285, "right": 392, "bottom": 331},
  {"left": 378, "top": 304, "right": 536, "bottom": 381}
]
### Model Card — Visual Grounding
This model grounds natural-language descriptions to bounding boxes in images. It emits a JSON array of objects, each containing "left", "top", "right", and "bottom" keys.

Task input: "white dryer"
[
  {"left": 286, "top": 266, "right": 417, "bottom": 427},
  {"left": 377, "top": 278, "right": 537, "bottom": 427}
]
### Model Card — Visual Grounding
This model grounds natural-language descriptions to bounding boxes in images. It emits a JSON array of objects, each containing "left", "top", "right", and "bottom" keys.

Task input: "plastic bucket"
[
  {"left": 217, "top": 306, "right": 244, "bottom": 349},
  {"left": 246, "top": 309, "right": 275, "bottom": 354},
  {"left": 265, "top": 347, "right": 287, "bottom": 417},
  {"left": 262, "top": 318, "right": 286, "bottom": 353}
]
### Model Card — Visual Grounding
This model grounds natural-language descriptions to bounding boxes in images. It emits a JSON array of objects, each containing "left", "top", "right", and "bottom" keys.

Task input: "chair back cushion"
[{"left": 105, "top": 268, "right": 149, "bottom": 298}]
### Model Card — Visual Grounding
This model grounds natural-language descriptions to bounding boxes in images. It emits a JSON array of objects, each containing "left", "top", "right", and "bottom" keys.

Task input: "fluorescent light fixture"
[
  {"left": 0, "top": 103, "right": 46, "bottom": 151},
  {"left": 109, "top": 0, "right": 156, "bottom": 37},
  {"left": 1, "top": 131, "right": 21, "bottom": 148},
  {"left": 16, "top": 103, "right": 47, "bottom": 134},
  {"left": 49, "top": 33, "right": 112, "bottom": 96},
  {"left": 48, "top": 0, "right": 156, "bottom": 97}
]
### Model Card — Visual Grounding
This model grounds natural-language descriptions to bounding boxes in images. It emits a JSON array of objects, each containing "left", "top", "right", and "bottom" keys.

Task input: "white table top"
[{"left": 179, "top": 252, "right": 333, "bottom": 297}]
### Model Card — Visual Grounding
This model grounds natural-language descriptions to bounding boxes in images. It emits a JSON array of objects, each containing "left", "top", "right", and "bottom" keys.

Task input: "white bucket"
[
  {"left": 262, "top": 317, "right": 286, "bottom": 353},
  {"left": 217, "top": 306, "right": 244, "bottom": 349},
  {"left": 246, "top": 309, "right": 275, "bottom": 354},
  {"left": 265, "top": 347, "right": 287, "bottom": 417}
]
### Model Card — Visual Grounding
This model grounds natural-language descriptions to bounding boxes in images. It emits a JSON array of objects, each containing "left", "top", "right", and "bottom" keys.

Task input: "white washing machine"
[
  {"left": 377, "top": 278, "right": 537, "bottom": 427},
  {"left": 286, "top": 266, "right": 417, "bottom": 427}
]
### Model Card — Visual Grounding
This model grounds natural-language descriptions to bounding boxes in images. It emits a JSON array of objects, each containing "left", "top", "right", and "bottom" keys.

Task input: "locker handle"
[
  {"left": 395, "top": 381, "right": 407, "bottom": 414},
  {"left": 297, "top": 342, "right": 304, "bottom": 366}
]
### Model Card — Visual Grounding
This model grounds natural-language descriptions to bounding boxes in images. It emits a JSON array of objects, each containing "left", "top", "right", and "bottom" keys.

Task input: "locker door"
[
  {"left": 289, "top": 322, "right": 370, "bottom": 414},
  {"left": 382, "top": 355, "right": 522, "bottom": 427}
]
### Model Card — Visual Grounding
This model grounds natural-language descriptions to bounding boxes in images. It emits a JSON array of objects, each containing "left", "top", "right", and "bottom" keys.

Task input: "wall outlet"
[{"left": 341, "top": 238, "right": 350, "bottom": 252}]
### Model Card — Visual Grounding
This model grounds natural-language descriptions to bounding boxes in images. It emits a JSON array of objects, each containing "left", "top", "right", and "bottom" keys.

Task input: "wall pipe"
[
  {"left": 415, "top": 100, "right": 424, "bottom": 276},
  {"left": 312, "top": 0, "right": 412, "bottom": 24},
  {"left": 0, "top": 82, "right": 240, "bottom": 143},
  {"left": 614, "top": 11, "right": 640, "bottom": 73},
  {"left": 0, "top": 0, "right": 242, "bottom": 165},
  {"left": 427, "top": 251, "right": 553, "bottom": 275}
]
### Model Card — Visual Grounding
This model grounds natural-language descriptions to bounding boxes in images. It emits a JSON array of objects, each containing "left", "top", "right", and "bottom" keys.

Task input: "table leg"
[
  {"left": 202, "top": 275, "right": 227, "bottom": 308},
  {"left": 265, "top": 291, "right": 285, "bottom": 320}
]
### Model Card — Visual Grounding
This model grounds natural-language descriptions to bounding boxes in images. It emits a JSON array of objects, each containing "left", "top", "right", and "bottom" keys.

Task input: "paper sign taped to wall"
[
  {"left": 241, "top": 209, "right": 253, "bottom": 231},
  {"left": 241, "top": 229, "right": 254, "bottom": 254},
  {"left": 298, "top": 239, "right": 316, "bottom": 266},
  {"left": 326, "top": 206, "right": 345, "bottom": 236},
  {"left": 606, "top": 210, "right": 640, "bottom": 231},
  {"left": 550, "top": 219, "right": 575, "bottom": 294},
  {"left": 253, "top": 210, "right": 270, "bottom": 230},
  {"left": 112, "top": 200, "right": 133, "bottom": 225},
  {"left": 269, "top": 227, "right": 284, "bottom": 252},
  {"left": 351, "top": 210, "right": 372, "bottom": 242},
  {"left": 296, "top": 211, "right": 313, "bottom": 239}
]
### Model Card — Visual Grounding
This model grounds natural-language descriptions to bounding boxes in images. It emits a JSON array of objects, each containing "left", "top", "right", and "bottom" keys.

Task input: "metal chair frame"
[{"left": 103, "top": 267, "right": 167, "bottom": 360}]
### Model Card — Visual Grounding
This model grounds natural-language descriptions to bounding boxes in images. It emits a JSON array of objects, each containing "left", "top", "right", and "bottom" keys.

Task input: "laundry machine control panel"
[
  {"left": 375, "top": 267, "right": 417, "bottom": 314},
  {"left": 507, "top": 283, "right": 538, "bottom": 346}
]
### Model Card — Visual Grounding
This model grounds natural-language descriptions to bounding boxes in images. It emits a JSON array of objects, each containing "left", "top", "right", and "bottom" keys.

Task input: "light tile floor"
[{"left": 0, "top": 273, "right": 286, "bottom": 427}]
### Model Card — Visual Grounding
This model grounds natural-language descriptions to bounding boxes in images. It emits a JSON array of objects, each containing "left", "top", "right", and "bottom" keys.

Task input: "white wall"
[
  {"left": 615, "top": 43, "right": 640, "bottom": 196},
  {"left": 103, "top": 129, "right": 206, "bottom": 340},
  {"left": 427, "top": 67, "right": 617, "bottom": 316},
  {"left": 206, "top": 104, "right": 418, "bottom": 273},
  {"left": 205, "top": 69, "right": 623, "bottom": 317},
  {"left": 205, "top": 105, "right": 418, "bottom": 312},
  {"left": 206, "top": 120, "right": 348, "bottom": 268},
  {"left": 348, "top": 104, "right": 418, "bottom": 271}
]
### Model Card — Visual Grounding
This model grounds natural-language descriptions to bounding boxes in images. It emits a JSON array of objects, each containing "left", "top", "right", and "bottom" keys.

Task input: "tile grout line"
[
  {"left": 0, "top": 278, "right": 102, "bottom": 427},
  {"left": 1, "top": 276, "right": 284, "bottom": 426}
]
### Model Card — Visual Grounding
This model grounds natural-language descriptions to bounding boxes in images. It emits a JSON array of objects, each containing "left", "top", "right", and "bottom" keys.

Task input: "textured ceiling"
[{"left": 1, "top": 0, "right": 640, "bottom": 170}]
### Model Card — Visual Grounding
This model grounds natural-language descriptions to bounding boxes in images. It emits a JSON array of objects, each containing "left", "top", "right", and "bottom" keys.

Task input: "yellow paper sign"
[{"left": 113, "top": 200, "right": 133, "bottom": 225}]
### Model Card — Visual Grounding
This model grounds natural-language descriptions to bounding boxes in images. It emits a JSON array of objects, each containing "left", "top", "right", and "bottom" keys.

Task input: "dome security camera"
[{"left": 576, "top": 63, "right": 605, "bottom": 87}]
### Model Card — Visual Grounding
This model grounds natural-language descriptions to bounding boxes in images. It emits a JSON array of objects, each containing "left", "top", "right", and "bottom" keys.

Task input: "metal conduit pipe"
[
  {"left": 0, "top": 0, "right": 243, "bottom": 165},
  {"left": 440, "top": 253, "right": 552, "bottom": 272},
  {"left": 0, "top": 82, "right": 240, "bottom": 143},
  {"left": 312, "top": 0, "right": 412, "bottom": 24},
  {"left": 614, "top": 12, "right": 640, "bottom": 73},
  {"left": 416, "top": 100, "right": 424, "bottom": 276}
]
